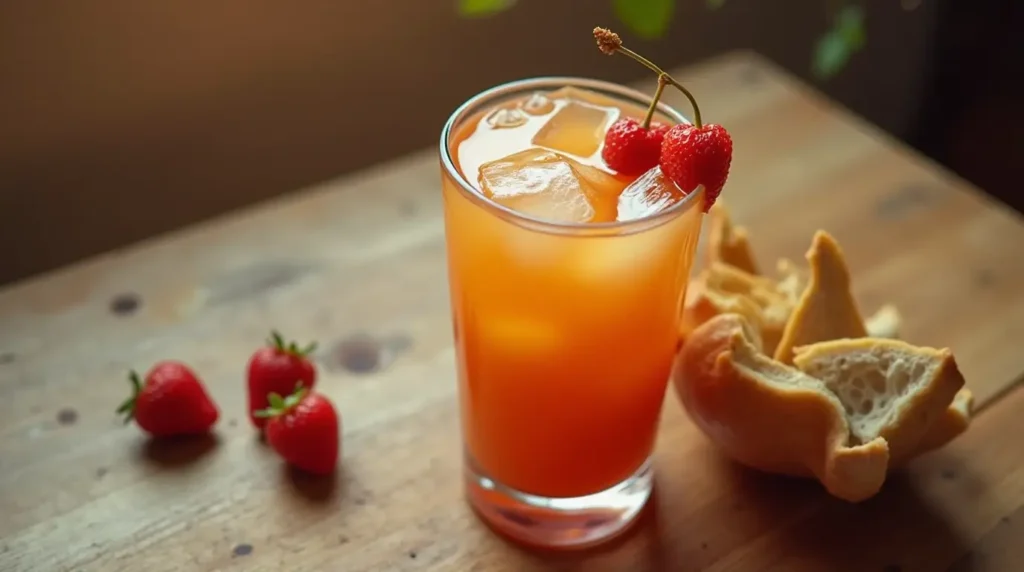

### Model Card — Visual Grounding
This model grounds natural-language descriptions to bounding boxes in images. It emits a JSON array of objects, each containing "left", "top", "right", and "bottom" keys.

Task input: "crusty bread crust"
[
  {"left": 704, "top": 203, "right": 759, "bottom": 275},
  {"left": 905, "top": 388, "right": 974, "bottom": 462},
  {"left": 680, "top": 284, "right": 766, "bottom": 352},
  {"left": 674, "top": 313, "right": 890, "bottom": 502},
  {"left": 682, "top": 232, "right": 903, "bottom": 358},
  {"left": 773, "top": 230, "right": 868, "bottom": 365},
  {"left": 681, "top": 262, "right": 791, "bottom": 354},
  {"left": 676, "top": 312, "right": 973, "bottom": 503}
]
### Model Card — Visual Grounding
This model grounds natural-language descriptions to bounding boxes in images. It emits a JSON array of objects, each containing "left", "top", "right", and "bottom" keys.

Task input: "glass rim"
[{"left": 439, "top": 76, "right": 703, "bottom": 236}]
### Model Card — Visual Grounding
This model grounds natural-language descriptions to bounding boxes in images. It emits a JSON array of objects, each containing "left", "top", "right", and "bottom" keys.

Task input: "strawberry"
[
  {"left": 593, "top": 26, "right": 733, "bottom": 211},
  {"left": 246, "top": 330, "right": 318, "bottom": 430},
  {"left": 659, "top": 123, "right": 733, "bottom": 212},
  {"left": 601, "top": 118, "right": 670, "bottom": 175},
  {"left": 117, "top": 361, "right": 219, "bottom": 437},
  {"left": 255, "top": 386, "right": 340, "bottom": 475}
]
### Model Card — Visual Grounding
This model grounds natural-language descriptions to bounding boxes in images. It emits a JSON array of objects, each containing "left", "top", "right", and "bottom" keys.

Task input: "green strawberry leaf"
[
  {"left": 612, "top": 0, "right": 675, "bottom": 40},
  {"left": 457, "top": 0, "right": 517, "bottom": 18}
]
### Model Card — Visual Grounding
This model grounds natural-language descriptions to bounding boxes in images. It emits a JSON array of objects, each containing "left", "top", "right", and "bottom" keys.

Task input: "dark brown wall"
[{"left": 0, "top": 1, "right": 936, "bottom": 285}]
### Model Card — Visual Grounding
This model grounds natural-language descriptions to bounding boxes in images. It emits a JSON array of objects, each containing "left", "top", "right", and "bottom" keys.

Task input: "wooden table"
[{"left": 2, "top": 52, "right": 1023, "bottom": 572}]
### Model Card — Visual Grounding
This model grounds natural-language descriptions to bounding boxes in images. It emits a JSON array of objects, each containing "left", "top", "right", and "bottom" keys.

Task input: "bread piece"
[
  {"left": 774, "top": 231, "right": 868, "bottom": 365},
  {"left": 682, "top": 228, "right": 905, "bottom": 360},
  {"left": 704, "top": 203, "right": 759, "bottom": 275},
  {"left": 792, "top": 338, "right": 965, "bottom": 464},
  {"left": 775, "top": 258, "right": 806, "bottom": 305},
  {"left": 865, "top": 304, "right": 902, "bottom": 339},
  {"left": 681, "top": 263, "right": 791, "bottom": 354},
  {"left": 674, "top": 313, "right": 891, "bottom": 503},
  {"left": 680, "top": 285, "right": 766, "bottom": 352},
  {"left": 702, "top": 261, "right": 776, "bottom": 297},
  {"left": 774, "top": 259, "right": 902, "bottom": 340},
  {"left": 911, "top": 388, "right": 974, "bottom": 459}
]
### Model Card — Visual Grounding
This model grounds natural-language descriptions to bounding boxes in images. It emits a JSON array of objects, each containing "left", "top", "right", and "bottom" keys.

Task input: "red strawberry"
[
  {"left": 247, "top": 331, "right": 318, "bottom": 429},
  {"left": 117, "top": 361, "right": 219, "bottom": 437},
  {"left": 659, "top": 123, "right": 733, "bottom": 212},
  {"left": 255, "top": 386, "right": 340, "bottom": 475},
  {"left": 601, "top": 118, "right": 670, "bottom": 175}
]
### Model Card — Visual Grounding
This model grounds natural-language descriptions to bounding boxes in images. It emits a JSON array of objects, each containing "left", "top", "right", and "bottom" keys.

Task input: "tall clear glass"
[{"left": 439, "top": 77, "right": 705, "bottom": 549}]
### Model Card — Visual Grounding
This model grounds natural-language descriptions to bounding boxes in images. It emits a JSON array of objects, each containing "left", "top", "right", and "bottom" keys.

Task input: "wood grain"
[{"left": 1, "top": 52, "right": 1023, "bottom": 572}]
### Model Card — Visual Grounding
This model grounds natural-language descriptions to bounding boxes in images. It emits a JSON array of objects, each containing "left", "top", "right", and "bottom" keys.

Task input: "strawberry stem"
[
  {"left": 593, "top": 28, "right": 704, "bottom": 129},
  {"left": 116, "top": 371, "right": 143, "bottom": 424},
  {"left": 641, "top": 75, "right": 668, "bottom": 130},
  {"left": 253, "top": 382, "right": 309, "bottom": 419},
  {"left": 270, "top": 331, "right": 286, "bottom": 350},
  {"left": 268, "top": 330, "right": 318, "bottom": 358}
]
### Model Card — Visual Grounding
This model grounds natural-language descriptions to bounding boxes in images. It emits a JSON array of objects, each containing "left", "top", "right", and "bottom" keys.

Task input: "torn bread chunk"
[
  {"left": 680, "top": 285, "right": 767, "bottom": 352},
  {"left": 704, "top": 203, "right": 759, "bottom": 275},
  {"left": 682, "top": 262, "right": 791, "bottom": 354},
  {"left": 675, "top": 313, "right": 973, "bottom": 502},
  {"left": 792, "top": 338, "right": 965, "bottom": 464},
  {"left": 774, "top": 231, "right": 868, "bottom": 365},
  {"left": 674, "top": 313, "right": 890, "bottom": 502},
  {"left": 910, "top": 388, "right": 974, "bottom": 460}
]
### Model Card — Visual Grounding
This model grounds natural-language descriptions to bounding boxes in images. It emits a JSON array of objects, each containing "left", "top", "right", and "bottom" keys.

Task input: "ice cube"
[
  {"left": 572, "top": 160, "right": 623, "bottom": 192},
  {"left": 568, "top": 222, "right": 674, "bottom": 285},
  {"left": 521, "top": 92, "right": 554, "bottom": 116},
  {"left": 478, "top": 148, "right": 597, "bottom": 223},
  {"left": 532, "top": 100, "right": 616, "bottom": 158},
  {"left": 568, "top": 161, "right": 628, "bottom": 223},
  {"left": 546, "top": 86, "right": 624, "bottom": 109},
  {"left": 477, "top": 313, "right": 565, "bottom": 358},
  {"left": 617, "top": 166, "right": 688, "bottom": 222},
  {"left": 486, "top": 107, "right": 528, "bottom": 129}
]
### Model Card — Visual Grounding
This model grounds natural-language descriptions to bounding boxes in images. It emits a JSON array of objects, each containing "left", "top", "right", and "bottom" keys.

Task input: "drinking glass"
[{"left": 439, "top": 77, "right": 705, "bottom": 549}]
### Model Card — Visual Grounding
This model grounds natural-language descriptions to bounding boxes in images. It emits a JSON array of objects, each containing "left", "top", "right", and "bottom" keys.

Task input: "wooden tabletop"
[{"left": 2, "top": 51, "right": 1023, "bottom": 572}]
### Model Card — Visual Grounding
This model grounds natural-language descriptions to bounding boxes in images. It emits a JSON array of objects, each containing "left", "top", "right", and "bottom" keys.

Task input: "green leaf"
[
  {"left": 811, "top": 31, "right": 851, "bottom": 80},
  {"left": 836, "top": 5, "right": 866, "bottom": 49},
  {"left": 706, "top": 0, "right": 726, "bottom": 9},
  {"left": 812, "top": 4, "right": 867, "bottom": 80},
  {"left": 457, "top": 0, "right": 516, "bottom": 18},
  {"left": 612, "top": 0, "right": 675, "bottom": 40},
  {"left": 268, "top": 393, "right": 285, "bottom": 410}
]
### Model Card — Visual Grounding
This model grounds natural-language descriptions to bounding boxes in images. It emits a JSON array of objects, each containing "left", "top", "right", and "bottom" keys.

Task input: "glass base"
[{"left": 464, "top": 455, "right": 653, "bottom": 550}]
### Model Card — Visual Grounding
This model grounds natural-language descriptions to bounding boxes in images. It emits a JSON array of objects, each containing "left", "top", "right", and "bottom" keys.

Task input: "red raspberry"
[
  {"left": 601, "top": 118, "right": 670, "bottom": 175},
  {"left": 593, "top": 26, "right": 733, "bottom": 209},
  {"left": 659, "top": 123, "right": 733, "bottom": 212}
]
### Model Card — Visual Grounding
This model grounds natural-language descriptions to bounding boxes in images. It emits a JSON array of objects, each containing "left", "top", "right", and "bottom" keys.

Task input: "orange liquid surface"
[{"left": 443, "top": 86, "right": 703, "bottom": 498}]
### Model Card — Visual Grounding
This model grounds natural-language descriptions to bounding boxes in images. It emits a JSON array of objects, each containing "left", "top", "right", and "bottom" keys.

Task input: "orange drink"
[{"left": 439, "top": 77, "right": 706, "bottom": 548}]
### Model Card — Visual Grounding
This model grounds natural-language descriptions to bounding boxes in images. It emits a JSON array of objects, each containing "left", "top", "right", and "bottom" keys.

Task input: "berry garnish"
[
  {"left": 594, "top": 27, "right": 733, "bottom": 212},
  {"left": 255, "top": 385, "right": 340, "bottom": 476},
  {"left": 246, "top": 330, "right": 318, "bottom": 430},
  {"left": 117, "top": 361, "right": 219, "bottom": 437},
  {"left": 602, "top": 116, "right": 671, "bottom": 175},
  {"left": 660, "top": 123, "right": 733, "bottom": 213}
]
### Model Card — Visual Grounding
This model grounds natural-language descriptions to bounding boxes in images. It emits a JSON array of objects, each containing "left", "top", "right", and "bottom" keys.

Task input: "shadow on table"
[
  {"left": 648, "top": 449, "right": 971, "bottom": 571},
  {"left": 498, "top": 445, "right": 974, "bottom": 571},
  {"left": 138, "top": 433, "right": 219, "bottom": 468},
  {"left": 706, "top": 456, "right": 971, "bottom": 571},
  {"left": 281, "top": 464, "right": 342, "bottom": 504}
]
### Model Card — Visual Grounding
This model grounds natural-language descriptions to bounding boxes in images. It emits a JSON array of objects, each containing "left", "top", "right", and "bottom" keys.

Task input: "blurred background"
[{"left": 1, "top": 0, "right": 1020, "bottom": 286}]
